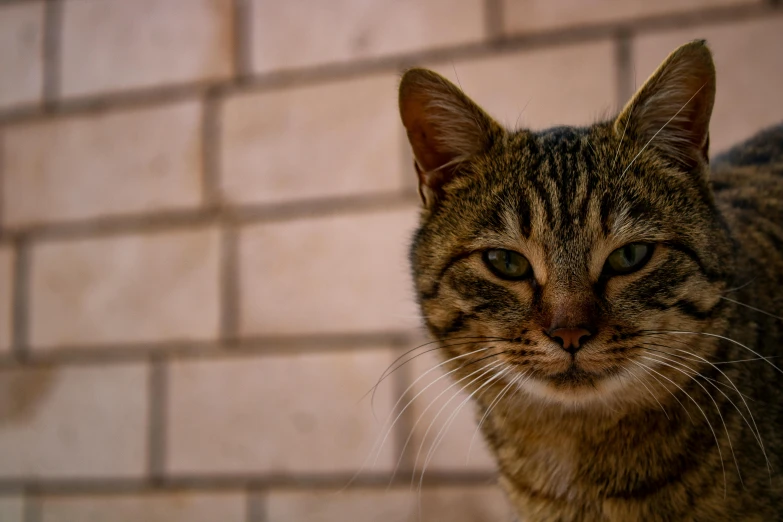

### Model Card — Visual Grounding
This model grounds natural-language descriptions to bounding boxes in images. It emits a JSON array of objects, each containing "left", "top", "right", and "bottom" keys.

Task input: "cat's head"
[{"left": 401, "top": 41, "right": 735, "bottom": 408}]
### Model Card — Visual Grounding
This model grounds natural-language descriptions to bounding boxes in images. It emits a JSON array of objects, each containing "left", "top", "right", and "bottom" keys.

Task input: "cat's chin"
[{"left": 519, "top": 365, "right": 631, "bottom": 408}]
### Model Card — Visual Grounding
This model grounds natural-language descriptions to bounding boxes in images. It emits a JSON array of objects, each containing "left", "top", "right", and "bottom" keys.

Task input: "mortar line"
[
  {"left": 22, "top": 490, "right": 40, "bottom": 522},
  {"left": 391, "top": 343, "right": 417, "bottom": 472},
  {"left": 220, "top": 225, "right": 239, "bottom": 341},
  {"left": 0, "top": 332, "right": 423, "bottom": 369},
  {"left": 484, "top": 0, "right": 505, "bottom": 43},
  {"left": 201, "top": 91, "right": 222, "bottom": 208},
  {"left": 1, "top": 208, "right": 220, "bottom": 242},
  {"left": 614, "top": 29, "right": 634, "bottom": 110},
  {"left": 42, "top": 0, "right": 62, "bottom": 107},
  {"left": 0, "top": 128, "right": 4, "bottom": 239},
  {"left": 246, "top": 488, "right": 267, "bottom": 522},
  {"left": 0, "top": 470, "right": 498, "bottom": 494},
  {"left": 233, "top": 0, "right": 253, "bottom": 81},
  {"left": 147, "top": 355, "right": 168, "bottom": 483},
  {"left": 0, "top": 191, "right": 418, "bottom": 241},
  {"left": 2, "top": 82, "right": 214, "bottom": 126},
  {"left": 11, "top": 236, "right": 30, "bottom": 362}
]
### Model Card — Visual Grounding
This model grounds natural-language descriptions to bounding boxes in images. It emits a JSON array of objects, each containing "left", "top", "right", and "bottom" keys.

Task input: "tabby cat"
[{"left": 398, "top": 41, "right": 783, "bottom": 520}]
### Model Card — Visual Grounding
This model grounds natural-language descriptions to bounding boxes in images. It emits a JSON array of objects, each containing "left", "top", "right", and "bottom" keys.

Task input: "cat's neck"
[{"left": 477, "top": 375, "right": 712, "bottom": 506}]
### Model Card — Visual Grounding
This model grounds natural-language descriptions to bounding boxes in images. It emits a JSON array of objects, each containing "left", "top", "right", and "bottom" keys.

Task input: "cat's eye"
[
  {"left": 604, "top": 243, "right": 654, "bottom": 275},
  {"left": 483, "top": 249, "right": 532, "bottom": 280}
]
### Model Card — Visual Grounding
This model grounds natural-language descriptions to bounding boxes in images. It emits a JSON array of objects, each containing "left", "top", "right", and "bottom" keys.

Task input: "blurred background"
[{"left": 0, "top": 0, "right": 781, "bottom": 521}]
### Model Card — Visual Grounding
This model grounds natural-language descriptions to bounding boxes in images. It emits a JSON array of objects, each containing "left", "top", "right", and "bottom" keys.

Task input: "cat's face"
[{"left": 401, "top": 41, "right": 734, "bottom": 407}]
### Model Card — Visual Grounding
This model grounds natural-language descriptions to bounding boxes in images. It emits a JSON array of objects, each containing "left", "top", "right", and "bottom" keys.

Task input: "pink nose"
[{"left": 547, "top": 327, "right": 592, "bottom": 353}]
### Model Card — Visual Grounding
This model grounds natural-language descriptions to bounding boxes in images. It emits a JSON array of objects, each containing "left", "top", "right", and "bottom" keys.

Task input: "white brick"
[
  {"left": 29, "top": 228, "right": 221, "bottom": 349},
  {"left": 267, "top": 489, "right": 415, "bottom": 522},
  {"left": 40, "top": 492, "right": 245, "bottom": 522},
  {"left": 0, "top": 1, "right": 44, "bottom": 109},
  {"left": 3, "top": 101, "right": 203, "bottom": 227},
  {"left": 0, "top": 496, "right": 23, "bottom": 522},
  {"left": 167, "top": 350, "right": 396, "bottom": 475},
  {"left": 238, "top": 208, "right": 420, "bottom": 336},
  {"left": 0, "top": 247, "right": 13, "bottom": 353},
  {"left": 0, "top": 363, "right": 148, "bottom": 478},
  {"left": 418, "top": 486, "right": 514, "bottom": 521},
  {"left": 267, "top": 486, "right": 513, "bottom": 522},
  {"left": 60, "top": 0, "right": 233, "bottom": 98},
  {"left": 251, "top": 0, "right": 485, "bottom": 73},
  {"left": 221, "top": 74, "right": 404, "bottom": 205},
  {"left": 503, "top": 0, "right": 758, "bottom": 35}
]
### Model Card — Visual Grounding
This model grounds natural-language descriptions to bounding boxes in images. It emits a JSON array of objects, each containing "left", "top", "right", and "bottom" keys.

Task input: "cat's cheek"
[{"left": 418, "top": 299, "right": 454, "bottom": 334}]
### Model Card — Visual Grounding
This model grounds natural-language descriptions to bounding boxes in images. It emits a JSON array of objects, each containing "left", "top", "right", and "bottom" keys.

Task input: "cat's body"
[
  {"left": 399, "top": 42, "right": 783, "bottom": 521},
  {"left": 477, "top": 125, "right": 783, "bottom": 521}
]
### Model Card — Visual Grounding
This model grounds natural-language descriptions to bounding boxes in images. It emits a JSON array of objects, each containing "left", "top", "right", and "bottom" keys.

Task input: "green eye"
[
  {"left": 483, "top": 249, "right": 532, "bottom": 280},
  {"left": 605, "top": 243, "right": 654, "bottom": 275}
]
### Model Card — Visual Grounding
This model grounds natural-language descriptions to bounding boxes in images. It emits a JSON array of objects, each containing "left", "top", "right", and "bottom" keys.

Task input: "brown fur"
[{"left": 399, "top": 41, "right": 783, "bottom": 520}]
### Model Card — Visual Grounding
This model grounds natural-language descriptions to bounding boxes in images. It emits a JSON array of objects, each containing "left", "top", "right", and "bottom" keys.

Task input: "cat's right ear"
[{"left": 399, "top": 68, "right": 501, "bottom": 208}]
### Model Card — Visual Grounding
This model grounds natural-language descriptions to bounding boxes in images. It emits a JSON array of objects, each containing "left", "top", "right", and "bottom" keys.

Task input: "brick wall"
[{"left": 0, "top": 1, "right": 781, "bottom": 521}]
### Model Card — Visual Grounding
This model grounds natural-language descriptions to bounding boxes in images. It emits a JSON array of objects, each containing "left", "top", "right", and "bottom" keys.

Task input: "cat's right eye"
[{"left": 483, "top": 249, "right": 532, "bottom": 280}]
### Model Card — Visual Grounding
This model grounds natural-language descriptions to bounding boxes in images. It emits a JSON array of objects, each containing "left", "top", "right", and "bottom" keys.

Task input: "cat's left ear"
[{"left": 614, "top": 40, "right": 716, "bottom": 172}]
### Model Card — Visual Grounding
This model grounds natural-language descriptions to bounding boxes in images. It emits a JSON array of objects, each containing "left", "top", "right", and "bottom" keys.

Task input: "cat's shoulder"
[
  {"left": 711, "top": 123, "right": 783, "bottom": 286},
  {"left": 710, "top": 123, "right": 783, "bottom": 207},
  {"left": 713, "top": 122, "right": 783, "bottom": 171}
]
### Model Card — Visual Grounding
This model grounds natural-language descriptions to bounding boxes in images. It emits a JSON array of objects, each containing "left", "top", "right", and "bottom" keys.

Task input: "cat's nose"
[{"left": 546, "top": 327, "right": 593, "bottom": 354}]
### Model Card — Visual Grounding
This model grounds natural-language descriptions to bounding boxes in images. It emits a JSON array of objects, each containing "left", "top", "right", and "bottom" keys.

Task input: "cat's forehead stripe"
[{"left": 513, "top": 130, "right": 601, "bottom": 238}]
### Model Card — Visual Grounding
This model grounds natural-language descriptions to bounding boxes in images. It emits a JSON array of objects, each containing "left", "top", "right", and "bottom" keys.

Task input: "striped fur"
[{"left": 400, "top": 41, "right": 783, "bottom": 520}]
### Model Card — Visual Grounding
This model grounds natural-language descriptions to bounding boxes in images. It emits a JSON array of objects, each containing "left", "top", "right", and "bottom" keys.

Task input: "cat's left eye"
[
  {"left": 604, "top": 243, "right": 654, "bottom": 275},
  {"left": 483, "top": 249, "right": 532, "bottom": 280}
]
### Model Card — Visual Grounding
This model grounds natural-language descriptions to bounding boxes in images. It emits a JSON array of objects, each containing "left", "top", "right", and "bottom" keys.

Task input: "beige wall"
[{"left": 0, "top": 0, "right": 782, "bottom": 520}]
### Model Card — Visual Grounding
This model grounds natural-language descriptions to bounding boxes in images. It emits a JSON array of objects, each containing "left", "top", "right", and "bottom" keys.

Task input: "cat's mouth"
[
  {"left": 524, "top": 354, "right": 625, "bottom": 394},
  {"left": 513, "top": 338, "right": 617, "bottom": 387},
  {"left": 545, "top": 363, "right": 603, "bottom": 388},
  {"left": 515, "top": 361, "right": 629, "bottom": 405}
]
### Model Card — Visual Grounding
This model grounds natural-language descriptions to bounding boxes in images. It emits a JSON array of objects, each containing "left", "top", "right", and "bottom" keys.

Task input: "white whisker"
[
  {"left": 612, "top": 100, "right": 634, "bottom": 170},
  {"left": 367, "top": 338, "right": 504, "bottom": 418},
  {"left": 646, "top": 348, "right": 770, "bottom": 477},
  {"left": 664, "top": 346, "right": 771, "bottom": 478},
  {"left": 640, "top": 341, "right": 756, "bottom": 400},
  {"left": 341, "top": 346, "right": 496, "bottom": 493},
  {"left": 626, "top": 367, "right": 669, "bottom": 420},
  {"left": 647, "top": 330, "right": 783, "bottom": 375},
  {"left": 620, "top": 83, "right": 706, "bottom": 180},
  {"left": 416, "top": 365, "right": 510, "bottom": 517},
  {"left": 641, "top": 354, "right": 743, "bottom": 487},
  {"left": 410, "top": 360, "right": 506, "bottom": 484},
  {"left": 467, "top": 372, "right": 525, "bottom": 463},
  {"left": 631, "top": 359, "right": 727, "bottom": 498},
  {"left": 633, "top": 361, "right": 693, "bottom": 423},
  {"left": 374, "top": 351, "right": 499, "bottom": 471},
  {"left": 386, "top": 358, "right": 506, "bottom": 488},
  {"left": 720, "top": 296, "right": 783, "bottom": 323},
  {"left": 721, "top": 278, "right": 757, "bottom": 294},
  {"left": 373, "top": 347, "right": 493, "bottom": 466}
]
